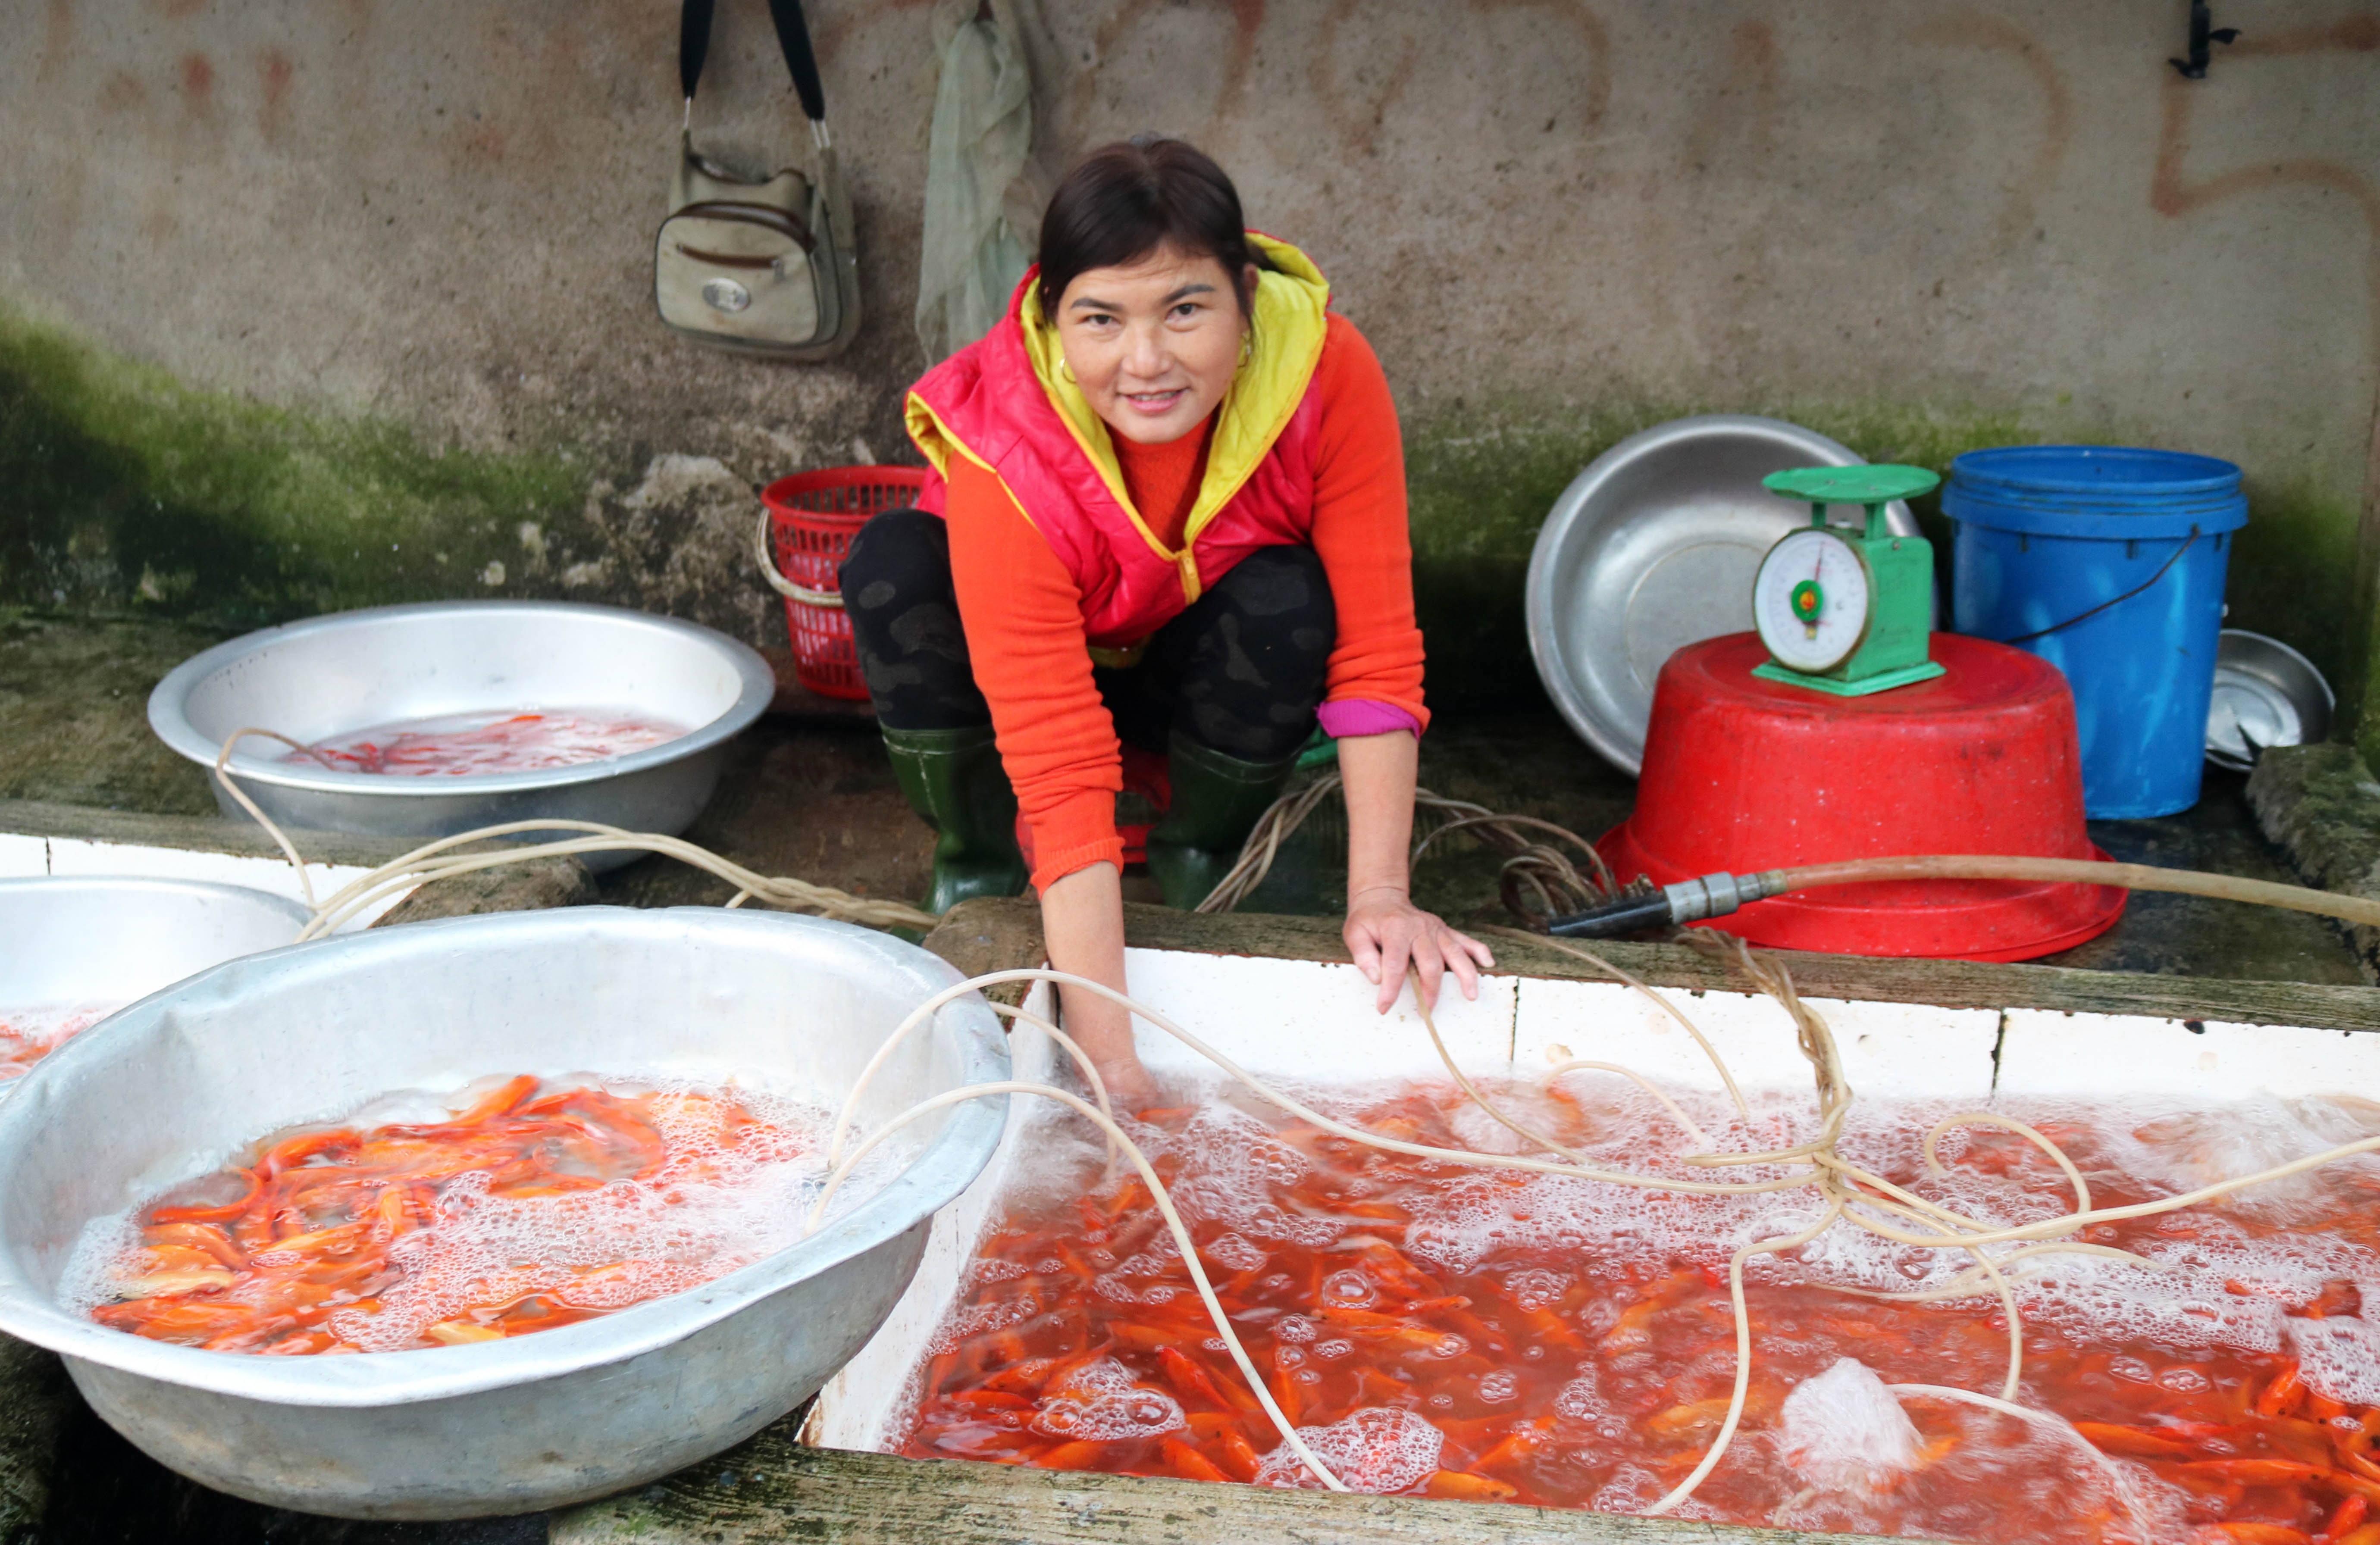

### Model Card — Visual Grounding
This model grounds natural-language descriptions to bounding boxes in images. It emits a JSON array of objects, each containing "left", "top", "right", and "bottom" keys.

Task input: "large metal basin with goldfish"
[{"left": 0, "top": 907, "right": 1008, "bottom": 1520}]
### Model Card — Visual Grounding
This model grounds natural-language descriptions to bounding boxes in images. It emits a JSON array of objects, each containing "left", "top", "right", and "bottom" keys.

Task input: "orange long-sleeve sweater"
[{"left": 946, "top": 313, "right": 1427, "bottom": 891}]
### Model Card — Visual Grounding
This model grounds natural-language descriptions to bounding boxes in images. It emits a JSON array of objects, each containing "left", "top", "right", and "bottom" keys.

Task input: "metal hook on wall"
[{"left": 2169, "top": 0, "right": 2239, "bottom": 79}]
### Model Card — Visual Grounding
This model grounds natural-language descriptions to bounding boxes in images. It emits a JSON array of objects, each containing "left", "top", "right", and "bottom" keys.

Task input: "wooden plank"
[
  {"left": 923, "top": 896, "right": 1049, "bottom": 1007},
  {"left": 1111, "top": 901, "right": 2380, "bottom": 1033},
  {"left": 550, "top": 1415, "right": 1920, "bottom": 1545}
]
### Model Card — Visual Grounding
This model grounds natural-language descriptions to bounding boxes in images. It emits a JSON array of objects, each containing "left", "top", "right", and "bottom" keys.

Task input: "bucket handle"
[
  {"left": 754, "top": 507, "right": 844, "bottom": 609},
  {"left": 1997, "top": 525, "right": 2198, "bottom": 646}
]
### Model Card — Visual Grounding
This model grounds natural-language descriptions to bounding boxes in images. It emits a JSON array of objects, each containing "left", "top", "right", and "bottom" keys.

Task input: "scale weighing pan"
[{"left": 1525, "top": 415, "right": 1921, "bottom": 775}]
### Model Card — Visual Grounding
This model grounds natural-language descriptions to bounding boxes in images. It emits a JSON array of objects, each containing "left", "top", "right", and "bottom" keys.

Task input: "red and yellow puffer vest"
[{"left": 904, "top": 233, "right": 1332, "bottom": 652}]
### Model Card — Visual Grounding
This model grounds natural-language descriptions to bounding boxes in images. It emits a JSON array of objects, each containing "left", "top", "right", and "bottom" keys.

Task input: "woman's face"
[{"left": 1053, "top": 245, "right": 1257, "bottom": 446}]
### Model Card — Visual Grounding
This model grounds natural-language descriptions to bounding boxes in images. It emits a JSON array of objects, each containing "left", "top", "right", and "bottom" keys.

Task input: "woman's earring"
[
  {"left": 1058, "top": 357, "right": 1077, "bottom": 383},
  {"left": 1239, "top": 334, "right": 1253, "bottom": 367}
]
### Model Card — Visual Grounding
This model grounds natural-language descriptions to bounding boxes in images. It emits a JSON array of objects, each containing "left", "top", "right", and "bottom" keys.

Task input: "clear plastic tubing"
[{"left": 1765, "top": 854, "right": 2380, "bottom": 929}]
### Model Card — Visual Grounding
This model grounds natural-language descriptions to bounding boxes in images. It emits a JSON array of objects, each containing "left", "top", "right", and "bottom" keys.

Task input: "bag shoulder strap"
[{"left": 681, "top": 0, "right": 826, "bottom": 126}]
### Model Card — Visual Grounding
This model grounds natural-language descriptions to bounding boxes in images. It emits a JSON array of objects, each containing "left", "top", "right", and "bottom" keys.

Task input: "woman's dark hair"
[{"left": 1035, "top": 135, "right": 1266, "bottom": 319}]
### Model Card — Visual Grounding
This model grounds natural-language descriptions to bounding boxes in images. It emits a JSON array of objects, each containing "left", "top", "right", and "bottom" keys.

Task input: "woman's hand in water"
[
  {"left": 1344, "top": 886, "right": 1495, "bottom": 1014},
  {"left": 1039, "top": 861, "right": 1162, "bottom": 1116}
]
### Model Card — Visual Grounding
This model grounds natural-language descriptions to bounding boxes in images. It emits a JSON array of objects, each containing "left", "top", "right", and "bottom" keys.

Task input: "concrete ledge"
[
  {"left": 933, "top": 896, "right": 2380, "bottom": 1033},
  {"left": 2247, "top": 743, "right": 2380, "bottom": 985},
  {"left": 0, "top": 798, "right": 417, "bottom": 869},
  {"left": 0, "top": 797, "right": 420, "bottom": 923},
  {"left": 368, "top": 850, "right": 598, "bottom": 928},
  {"left": 0, "top": 799, "right": 606, "bottom": 934}
]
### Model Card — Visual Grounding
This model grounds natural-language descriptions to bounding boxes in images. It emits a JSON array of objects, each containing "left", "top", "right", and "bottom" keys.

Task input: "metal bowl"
[
  {"left": 1525, "top": 415, "right": 1921, "bottom": 775},
  {"left": 0, "top": 878, "right": 310, "bottom": 1013},
  {"left": 147, "top": 602, "right": 775, "bottom": 870},
  {"left": 1, "top": 878, "right": 310, "bottom": 1101},
  {"left": 2208, "top": 629, "right": 2335, "bottom": 771},
  {"left": 0, "top": 907, "right": 1008, "bottom": 1519}
]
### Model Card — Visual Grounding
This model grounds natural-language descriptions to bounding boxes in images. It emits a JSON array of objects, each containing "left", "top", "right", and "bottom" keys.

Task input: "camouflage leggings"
[{"left": 840, "top": 508, "right": 1334, "bottom": 762}]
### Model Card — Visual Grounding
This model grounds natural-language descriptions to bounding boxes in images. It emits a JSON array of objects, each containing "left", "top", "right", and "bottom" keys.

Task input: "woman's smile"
[{"left": 1121, "top": 385, "right": 1189, "bottom": 416}]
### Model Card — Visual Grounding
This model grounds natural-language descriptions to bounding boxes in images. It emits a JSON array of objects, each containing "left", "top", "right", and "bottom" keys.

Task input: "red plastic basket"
[{"left": 762, "top": 466, "right": 928, "bottom": 700}]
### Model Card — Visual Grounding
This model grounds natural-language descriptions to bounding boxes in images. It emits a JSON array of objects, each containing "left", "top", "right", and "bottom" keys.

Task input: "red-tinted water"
[
  {"left": 282, "top": 711, "right": 687, "bottom": 776},
  {"left": 903, "top": 1082, "right": 2380, "bottom": 1544}
]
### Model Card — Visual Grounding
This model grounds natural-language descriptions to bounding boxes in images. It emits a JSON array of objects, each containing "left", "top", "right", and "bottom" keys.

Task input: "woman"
[{"left": 842, "top": 136, "right": 1491, "bottom": 1107}]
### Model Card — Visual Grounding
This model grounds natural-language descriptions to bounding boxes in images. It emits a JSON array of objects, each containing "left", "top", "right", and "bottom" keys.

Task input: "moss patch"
[
  {"left": 2222, "top": 479, "right": 2359, "bottom": 693},
  {"left": 0, "top": 310, "right": 589, "bottom": 630},
  {"left": 0, "top": 609, "right": 227, "bottom": 813},
  {"left": 2246, "top": 741, "right": 2380, "bottom": 982}
]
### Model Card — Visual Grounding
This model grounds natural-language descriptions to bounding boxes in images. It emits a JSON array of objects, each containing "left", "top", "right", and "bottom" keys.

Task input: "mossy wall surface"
[
  {"left": 3, "top": 305, "right": 2367, "bottom": 716},
  {"left": 0, "top": 312, "right": 582, "bottom": 629},
  {"left": 0, "top": 309, "right": 792, "bottom": 654}
]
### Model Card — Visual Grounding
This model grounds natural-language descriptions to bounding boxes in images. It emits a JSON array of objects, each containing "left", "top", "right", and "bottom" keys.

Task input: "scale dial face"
[{"left": 1754, "top": 528, "right": 1872, "bottom": 672}]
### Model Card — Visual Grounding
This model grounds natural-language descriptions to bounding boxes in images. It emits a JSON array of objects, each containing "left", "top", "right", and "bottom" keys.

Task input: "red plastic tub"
[
  {"left": 763, "top": 466, "right": 928, "bottom": 700},
  {"left": 1598, "top": 632, "right": 2125, "bottom": 961}
]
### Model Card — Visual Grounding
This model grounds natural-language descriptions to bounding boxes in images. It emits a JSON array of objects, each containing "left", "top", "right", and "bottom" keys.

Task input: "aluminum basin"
[
  {"left": 1525, "top": 415, "right": 1920, "bottom": 775},
  {"left": 147, "top": 602, "right": 775, "bottom": 870},
  {"left": 0, "top": 907, "right": 1008, "bottom": 1519},
  {"left": 2207, "top": 629, "right": 2334, "bottom": 771},
  {"left": 0, "top": 877, "right": 310, "bottom": 1011}
]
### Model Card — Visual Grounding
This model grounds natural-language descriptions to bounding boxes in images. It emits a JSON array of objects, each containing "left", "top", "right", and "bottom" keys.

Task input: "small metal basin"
[
  {"left": 0, "top": 907, "right": 1008, "bottom": 1519},
  {"left": 1525, "top": 415, "right": 1920, "bottom": 775},
  {"left": 0, "top": 877, "right": 310, "bottom": 1013},
  {"left": 2207, "top": 629, "right": 2334, "bottom": 771},
  {"left": 147, "top": 602, "right": 775, "bottom": 869}
]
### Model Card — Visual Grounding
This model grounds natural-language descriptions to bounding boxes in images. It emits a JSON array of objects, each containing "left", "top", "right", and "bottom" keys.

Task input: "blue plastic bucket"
[{"left": 1945, "top": 446, "right": 2247, "bottom": 819}]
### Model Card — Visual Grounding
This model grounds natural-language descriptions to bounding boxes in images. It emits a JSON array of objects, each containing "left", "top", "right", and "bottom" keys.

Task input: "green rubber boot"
[
  {"left": 1145, "top": 732, "right": 1301, "bottom": 910},
  {"left": 881, "top": 724, "right": 1029, "bottom": 916}
]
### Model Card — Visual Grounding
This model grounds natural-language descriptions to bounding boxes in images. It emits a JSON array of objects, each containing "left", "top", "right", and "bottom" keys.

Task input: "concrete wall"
[{"left": 4, "top": 0, "right": 2377, "bottom": 729}]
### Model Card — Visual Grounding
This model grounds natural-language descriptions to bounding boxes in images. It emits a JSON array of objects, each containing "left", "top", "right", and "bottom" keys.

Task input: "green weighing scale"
[{"left": 1750, "top": 464, "right": 1945, "bottom": 696}]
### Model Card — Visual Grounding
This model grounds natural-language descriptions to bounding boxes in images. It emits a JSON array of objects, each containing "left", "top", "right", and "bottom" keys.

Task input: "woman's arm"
[
  {"left": 944, "top": 458, "right": 1153, "bottom": 1100},
  {"left": 1339, "top": 730, "right": 1494, "bottom": 1013},
  {"left": 1302, "top": 317, "right": 1490, "bottom": 1012},
  {"left": 945, "top": 457, "right": 1127, "bottom": 891},
  {"left": 1038, "top": 861, "right": 1157, "bottom": 1110}
]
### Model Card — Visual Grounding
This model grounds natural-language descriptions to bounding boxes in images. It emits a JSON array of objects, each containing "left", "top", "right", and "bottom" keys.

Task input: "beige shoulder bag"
[{"left": 656, "top": 0, "right": 861, "bottom": 360}]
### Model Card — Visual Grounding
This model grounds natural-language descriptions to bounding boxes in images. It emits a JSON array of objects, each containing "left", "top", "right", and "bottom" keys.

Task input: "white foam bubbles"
[
  {"left": 1202, "top": 1231, "right": 1268, "bottom": 1272},
  {"left": 1554, "top": 1366, "right": 1604, "bottom": 1420},
  {"left": 1776, "top": 1358, "right": 1924, "bottom": 1493},
  {"left": 1256, "top": 1406, "right": 1443, "bottom": 1493},
  {"left": 2287, "top": 1314, "right": 2380, "bottom": 1405},
  {"left": 1163, "top": 1102, "right": 1342, "bottom": 1251},
  {"left": 1030, "top": 1357, "right": 1184, "bottom": 1441}
]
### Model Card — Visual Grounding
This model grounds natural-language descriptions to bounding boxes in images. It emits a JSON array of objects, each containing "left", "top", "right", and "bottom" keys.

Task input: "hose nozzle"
[{"left": 1546, "top": 869, "right": 1783, "bottom": 939}]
